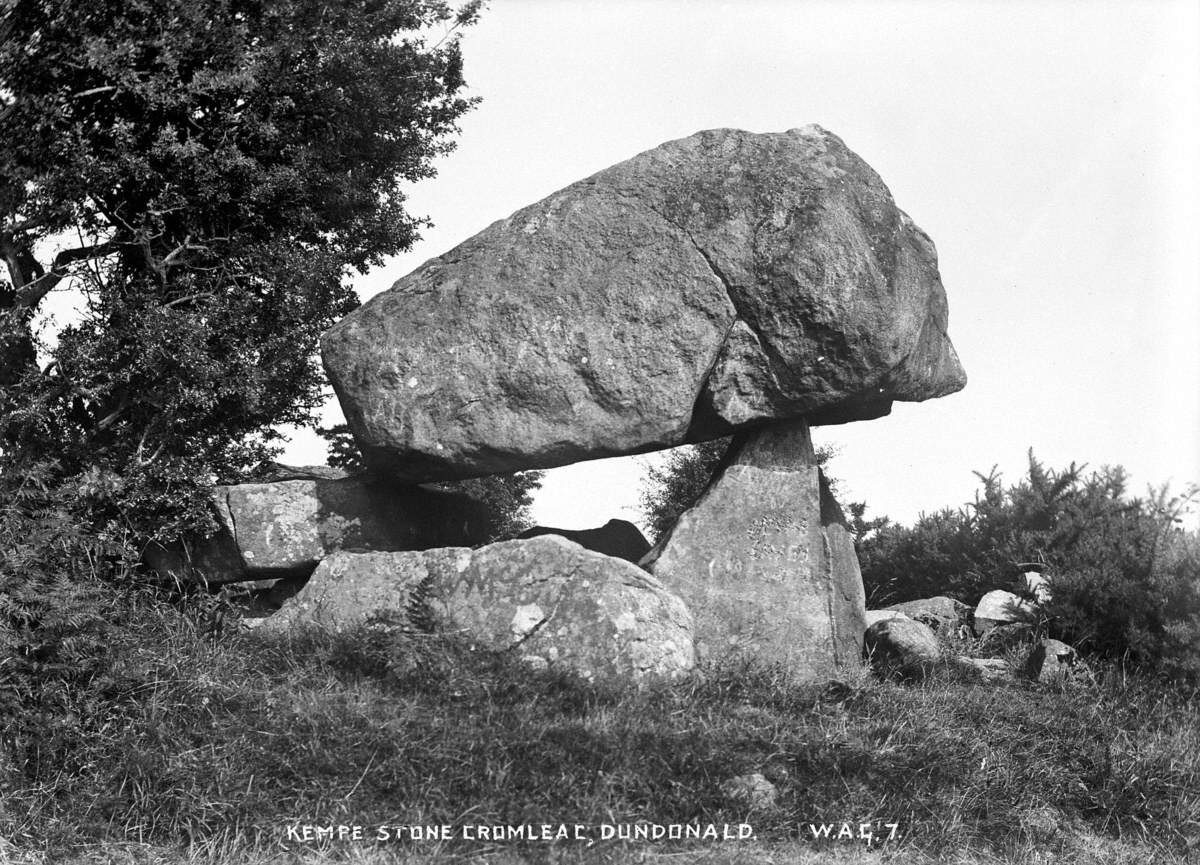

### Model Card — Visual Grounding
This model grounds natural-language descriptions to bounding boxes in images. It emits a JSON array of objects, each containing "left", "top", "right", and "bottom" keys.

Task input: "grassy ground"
[{"left": 2, "top": 592, "right": 1198, "bottom": 865}]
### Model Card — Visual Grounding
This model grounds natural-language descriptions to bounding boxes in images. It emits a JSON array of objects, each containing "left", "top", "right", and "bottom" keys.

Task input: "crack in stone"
[
  {"left": 509, "top": 613, "right": 552, "bottom": 649},
  {"left": 821, "top": 530, "right": 842, "bottom": 669},
  {"left": 689, "top": 242, "right": 752, "bottom": 324},
  {"left": 507, "top": 566, "right": 576, "bottom": 651},
  {"left": 222, "top": 489, "right": 250, "bottom": 573}
]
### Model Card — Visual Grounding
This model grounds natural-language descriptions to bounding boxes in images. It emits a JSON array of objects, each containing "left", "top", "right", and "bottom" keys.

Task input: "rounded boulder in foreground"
[
  {"left": 863, "top": 616, "right": 942, "bottom": 680},
  {"left": 261, "top": 536, "right": 696, "bottom": 684}
]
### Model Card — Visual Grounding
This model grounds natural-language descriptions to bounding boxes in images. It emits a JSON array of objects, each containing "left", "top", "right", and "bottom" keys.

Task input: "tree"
[
  {"left": 317, "top": 423, "right": 544, "bottom": 543},
  {"left": 638, "top": 435, "right": 868, "bottom": 543},
  {"left": 0, "top": 0, "right": 482, "bottom": 542},
  {"left": 638, "top": 437, "right": 731, "bottom": 542}
]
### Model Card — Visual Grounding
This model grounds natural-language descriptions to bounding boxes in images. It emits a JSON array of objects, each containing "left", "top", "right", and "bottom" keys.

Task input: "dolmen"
[{"left": 193, "top": 126, "right": 969, "bottom": 683}]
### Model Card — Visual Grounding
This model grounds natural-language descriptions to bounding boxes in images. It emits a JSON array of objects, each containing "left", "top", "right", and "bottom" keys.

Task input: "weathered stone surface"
[
  {"left": 640, "top": 418, "right": 866, "bottom": 680},
  {"left": 719, "top": 773, "right": 779, "bottom": 811},
  {"left": 263, "top": 536, "right": 695, "bottom": 682},
  {"left": 952, "top": 656, "right": 1013, "bottom": 682},
  {"left": 1024, "top": 638, "right": 1090, "bottom": 685},
  {"left": 323, "top": 125, "right": 967, "bottom": 482},
  {"left": 515, "top": 518, "right": 651, "bottom": 564},
  {"left": 145, "top": 474, "right": 494, "bottom": 584},
  {"left": 247, "top": 462, "right": 351, "bottom": 483},
  {"left": 863, "top": 616, "right": 942, "bottom": 679},
  {"left": 143, "top": 527, "right": 249, "bottom": 586},
  {"left": 886, "top": 596, "right": 972, "bottom": 633},
  {"left": 443, "top": 537, "right": 694, "bottom": 681},
  {"left": 974, "top": 589, "right": 1039, "bottom": 636},
  {"left": 262, "top": 546, "right": 470, "bottom": 632},
  {"left": 865, "top": 609, "right": 909, "bottom": 628},
  {"left": 1014, "top": 570, "right": 1053, "bottom": 604}
]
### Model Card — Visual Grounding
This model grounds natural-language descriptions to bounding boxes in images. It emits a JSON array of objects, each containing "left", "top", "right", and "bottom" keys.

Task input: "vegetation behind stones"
[
  {"left": 641, "top": 445, "right": 1200, "bottom": 683},
  {"left": 856, "top": 452, "right": 1200, "bottom": 682}
]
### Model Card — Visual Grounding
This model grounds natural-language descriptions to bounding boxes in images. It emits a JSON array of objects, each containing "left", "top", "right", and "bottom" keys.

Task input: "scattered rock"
[
  {"left": 1024, "top": 638, "right": 1090, "bottom": 685},
  {"left": 262, "top": 536, "right": 695, "bottom": 683},
  {"left": 863, "top": 616, "right": 942, "bottom": 679},
  {"left": 719, "top": 773, "right": 778, "bottom": 811},
  {"left": 641, "top": 418, "right": 867, "bottom": 681},
  {"left": 973, "top": 589, "right": 1039, "bottom": 636},
  {"left": 952, "top": 656, "right": 1012, "bottom": 682},
  {"left": 1019, "top": 804, "right": 1064, "bottom": 843},
  {"left": 515, "top": 518, "right": 651, "bottom": 564},
  {"left": 865, "top": 609, "right": 909, "bottom": 628},
  {"left": 885, "top": 596, "right": 971, "bottom": 634},
  {"left": 323, "top": 125, "right": 966, "bottom": 483},
  {"left": 1014, "top": 570, "right": 1053, "bottom": 604},
  {"left": 144, "top": 475, "right": 494, "bottom": 585},
  {"left": 977, "top": 621, "right": 1035, "bottom": 653}
]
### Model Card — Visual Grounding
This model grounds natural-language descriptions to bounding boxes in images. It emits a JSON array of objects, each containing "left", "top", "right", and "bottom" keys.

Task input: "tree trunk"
[{"left": 0, "top": 292, "right": 37, "bottom": 387}]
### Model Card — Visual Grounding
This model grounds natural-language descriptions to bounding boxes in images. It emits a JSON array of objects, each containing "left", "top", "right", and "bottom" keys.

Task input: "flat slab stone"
[
  {"left": 974, "top": 589, "right": 1039, "bottom": 636},
  {"left": 144, "top": 474, "right": 494, "bottom": 584},
  {"left": 322, "top": 126, "right": 966, "bottom": 482},
  {"left": 863, "top": 616, "right": 942, "bottom": 680},
  {"left": 640, "top": 418, "right": 867, "bottom": 680}
]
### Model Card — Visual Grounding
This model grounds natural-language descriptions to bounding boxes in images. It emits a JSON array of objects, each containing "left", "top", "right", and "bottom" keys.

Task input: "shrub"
[
  {"left": 858, "top": 451, "right": 1200, "bottom": 679},
  {"left": 317, "top": 422, "right": 544, "bottom": 542},
  {"left": 638, "top": 437, "right": 731, "bottom": 542}
]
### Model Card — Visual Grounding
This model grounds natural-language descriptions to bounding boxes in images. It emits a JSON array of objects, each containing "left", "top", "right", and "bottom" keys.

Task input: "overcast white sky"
[{"left": 284, "top": 0, "right": 1200, "bottom": 532}]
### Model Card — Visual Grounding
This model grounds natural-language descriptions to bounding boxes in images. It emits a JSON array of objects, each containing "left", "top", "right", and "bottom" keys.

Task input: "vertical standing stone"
[{"left": 640, "top": 418, "right": 867, "bottom": 679}]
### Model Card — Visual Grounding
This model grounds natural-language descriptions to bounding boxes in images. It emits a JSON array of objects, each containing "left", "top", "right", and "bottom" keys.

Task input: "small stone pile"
[{"left": 861, "top": 570, "right": 1091, "bottom": 685}]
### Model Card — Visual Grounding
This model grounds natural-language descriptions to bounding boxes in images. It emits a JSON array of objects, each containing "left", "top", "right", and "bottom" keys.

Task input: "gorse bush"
[{"left": 859, "top": 451, "right": 1200, "bottom": 679}]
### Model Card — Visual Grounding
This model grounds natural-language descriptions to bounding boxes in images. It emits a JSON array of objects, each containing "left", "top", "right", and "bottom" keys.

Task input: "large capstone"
[
  {"left": 639, "top": 418, "right": 867, "bottom": 679},
  {"left": 262, "top": 536, "right": 695, "bottom": 682},
  {"left": 322, "top": 125, "right": 966, "bottom": 482}
]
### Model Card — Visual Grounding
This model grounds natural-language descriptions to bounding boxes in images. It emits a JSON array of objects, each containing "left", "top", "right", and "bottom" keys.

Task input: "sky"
[{"left": 282, "top": 0, "right": 1200, "bottom": 533}]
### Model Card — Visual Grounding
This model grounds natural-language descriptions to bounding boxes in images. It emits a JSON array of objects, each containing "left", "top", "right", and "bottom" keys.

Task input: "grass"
[{"left": 2, "top": 587, "right": 1198, "bottom": 865}]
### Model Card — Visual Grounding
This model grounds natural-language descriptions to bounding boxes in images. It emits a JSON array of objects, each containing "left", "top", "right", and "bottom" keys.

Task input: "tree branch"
[
  {"left": 0, "top": 232, "right": 27, "bottom": 289},
  {"left": 0, "top": 215, "right": 47, "bottom": 235},
  {"left": 71, "top": 85, "right": 117, "bottom": 100},
  {"left": 11, "top": 240, "right": 122, "bottom": 310}
]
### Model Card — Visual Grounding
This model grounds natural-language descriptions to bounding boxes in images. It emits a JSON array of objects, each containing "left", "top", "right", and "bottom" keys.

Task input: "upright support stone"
[{"left": 640, "top": 418, "right": 867, "bottom": 679}]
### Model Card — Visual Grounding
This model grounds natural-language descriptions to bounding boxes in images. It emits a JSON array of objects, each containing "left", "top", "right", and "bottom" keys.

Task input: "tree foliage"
[
  {"left": 0, "top": 0, "right": 482, "bottom": 543},
  {"left": 638, "top": 438, "right": 732, "bottom": 542},
  {"left": 317, "top": 422, "right": 544, "bottom": 543},
  {"left": 638, "top": 435, "right": 875, "bottom": 543}
]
